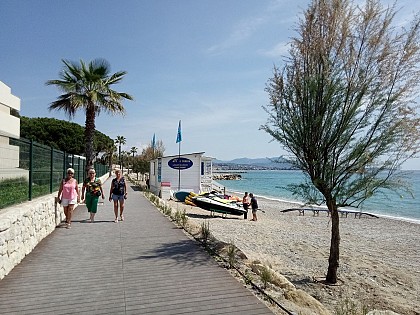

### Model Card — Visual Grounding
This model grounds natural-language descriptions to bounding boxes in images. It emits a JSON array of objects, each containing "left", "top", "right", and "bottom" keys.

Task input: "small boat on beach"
[
  {"left": 192, "top": 193, "right": 246, "bottom": 218},
  {"left": 173, "top": 190, "right": 191, "bottom": 202}
]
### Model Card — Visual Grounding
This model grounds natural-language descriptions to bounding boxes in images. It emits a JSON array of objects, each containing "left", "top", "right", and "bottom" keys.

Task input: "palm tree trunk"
[
  {"left": 326, "top": 195, "right": 340, "bottom": 284},
  {"left": 108, "top": 155, "right": 112, "bottom": 176},
  {"left": 119, "top": 145, "right": 122, "bottom": 169},
  {"left": 85, "top": 105, "right": 96, "bottom": 174}
]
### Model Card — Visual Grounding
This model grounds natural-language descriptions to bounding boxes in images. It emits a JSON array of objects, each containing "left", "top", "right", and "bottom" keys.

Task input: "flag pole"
[
  {"left": 176, "top": 120, "right": 182, "bottom": 191},
  {"left": 152, "top": 133, "right": 156, "bottom": 158},
  {"left": 178, "top": 138, "right": 181, "bottom": 191}
]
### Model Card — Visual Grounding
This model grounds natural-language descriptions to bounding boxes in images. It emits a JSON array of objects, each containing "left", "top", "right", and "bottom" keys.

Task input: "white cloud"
[
  {"left": 206, "top": 0, "right": 305, "bottom": 56},
  {"left": 258, "top": 41, "right": 290, "bottom": 58},
  {"left": 207, "top": 16, "right": 267, "bottom": 55}
]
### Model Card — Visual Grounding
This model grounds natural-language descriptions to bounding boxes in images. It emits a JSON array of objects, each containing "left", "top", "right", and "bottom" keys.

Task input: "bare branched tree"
[
  {"left": 142, "top": 139, "right": 165, "bottom": 161},
  {"left": 132, "top": 140, "right": 165, "bottom": 179},
  {"left": 262, "top": 0, "right": 420, "bottom": 283}
]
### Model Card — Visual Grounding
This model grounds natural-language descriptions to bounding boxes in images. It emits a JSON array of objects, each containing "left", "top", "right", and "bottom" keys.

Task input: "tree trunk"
[
  {"left": 84, "top": 105, "right": 96, "bottom": 174},
  {"left": 326, "top": 195, "right": 340, "bottom": 284},
  {"left": 119, "top": 145, "right": 122, "bottom": 169},
  {"left": 108, "top": 157, "right": 112, "bottom": 176}
]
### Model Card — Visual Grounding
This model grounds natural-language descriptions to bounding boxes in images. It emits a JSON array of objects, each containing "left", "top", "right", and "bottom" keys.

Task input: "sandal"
[
  {"left": 114, "top": 218, "right": 118, "bottom": 223},
  {"left": 120, "top": 215, "right": 124, "bottom": 221}
]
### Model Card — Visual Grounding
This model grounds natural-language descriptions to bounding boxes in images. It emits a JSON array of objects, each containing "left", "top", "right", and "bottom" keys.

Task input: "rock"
[
  {"left": 212, "top": 173, "right": 242, "bottom": 180},
  {"left": 269, "top": 271, "right": 296, "bottom": 291},
  {"left": 284, "top": 289, "right": 331, "bottom": 315}
]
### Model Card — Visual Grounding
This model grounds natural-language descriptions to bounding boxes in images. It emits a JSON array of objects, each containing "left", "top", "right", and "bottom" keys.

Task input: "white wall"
[
  {"left": 160, "top": 155, "right": 202, "bottom": 191},
  {"left": 0, "top": 81, "right": 20, "bottom": 139},
  {"left": 0, "top": 81, "right": 21, "bottom": 172}
]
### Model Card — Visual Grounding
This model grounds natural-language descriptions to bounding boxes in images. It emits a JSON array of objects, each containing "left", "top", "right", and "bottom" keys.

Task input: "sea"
[{"left": 216, "top": 170, "right": 420, "bottom": 224}]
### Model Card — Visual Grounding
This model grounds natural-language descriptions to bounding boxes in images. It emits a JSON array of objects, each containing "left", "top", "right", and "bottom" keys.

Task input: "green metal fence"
[{"left": 0, "top": 137, "right": 108, "bottom": 209}]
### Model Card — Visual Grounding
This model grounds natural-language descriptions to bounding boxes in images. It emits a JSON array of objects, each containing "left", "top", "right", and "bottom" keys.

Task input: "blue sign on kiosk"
[{"left": 168, "top": 157, "right": 193, "bottom": 170}]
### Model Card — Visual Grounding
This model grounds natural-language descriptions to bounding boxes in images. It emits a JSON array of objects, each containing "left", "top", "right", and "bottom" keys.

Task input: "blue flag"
[
  {"left": 151, "top": 133, "right": 156, "bottom": 149},
  {"left": 176, "top": 120, "right": 182, "bottom": 143}
]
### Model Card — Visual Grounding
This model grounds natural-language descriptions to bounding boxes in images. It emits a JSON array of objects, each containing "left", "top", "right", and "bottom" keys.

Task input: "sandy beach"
[{"left": 168, "top": 194, "right": 420, "bottom": 314}]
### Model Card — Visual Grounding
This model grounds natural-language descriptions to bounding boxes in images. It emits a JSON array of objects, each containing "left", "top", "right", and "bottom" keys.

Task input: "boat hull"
[
  {"left": 174, "top": 191, "right": 191, "bottom": 202},
  {"left": 193, "top": 196, "right": 246, "bottom": 217}
]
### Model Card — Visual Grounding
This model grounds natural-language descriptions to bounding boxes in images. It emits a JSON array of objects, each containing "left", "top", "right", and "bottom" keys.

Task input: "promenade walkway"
[{"left": 0, "top": 177, "right": 274, "bottom": 314}]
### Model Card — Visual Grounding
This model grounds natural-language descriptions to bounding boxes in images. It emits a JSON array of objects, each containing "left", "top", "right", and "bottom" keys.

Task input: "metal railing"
[{"left": 0, "top": 137, "right": 108, "bottom": 209}]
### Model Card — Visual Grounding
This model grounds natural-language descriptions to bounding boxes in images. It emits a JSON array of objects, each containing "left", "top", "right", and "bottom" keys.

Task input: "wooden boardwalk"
[{"left": 0, "top": 178, "right": 273, "bottom": 315}]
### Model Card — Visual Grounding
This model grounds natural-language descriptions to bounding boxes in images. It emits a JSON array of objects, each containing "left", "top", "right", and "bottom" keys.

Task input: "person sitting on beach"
[
  {"left": 242, "top": 192, "right": 250, "bottom": 220},
  {"left": 249, "top": 193, "right": 258, "bottom": 221}
]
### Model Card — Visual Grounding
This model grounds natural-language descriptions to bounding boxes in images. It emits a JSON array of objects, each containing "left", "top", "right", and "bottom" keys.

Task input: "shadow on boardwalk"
[{"left": 0, "top": 177, "right": 273, "bottom": 315}]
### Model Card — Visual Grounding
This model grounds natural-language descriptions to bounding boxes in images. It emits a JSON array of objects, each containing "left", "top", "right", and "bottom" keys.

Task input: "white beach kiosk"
[{"left": 149, "top": 152, "right": 214, "bottom": 199}]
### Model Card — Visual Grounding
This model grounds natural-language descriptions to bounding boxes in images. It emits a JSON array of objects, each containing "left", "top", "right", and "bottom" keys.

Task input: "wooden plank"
[{"left": 0, "top": 178, "right": 274, "bottom": 315}]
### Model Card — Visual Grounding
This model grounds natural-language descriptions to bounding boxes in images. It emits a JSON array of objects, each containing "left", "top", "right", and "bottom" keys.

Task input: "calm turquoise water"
[{"left": 217, "top": 170, "right": 420, "bottom": 223}]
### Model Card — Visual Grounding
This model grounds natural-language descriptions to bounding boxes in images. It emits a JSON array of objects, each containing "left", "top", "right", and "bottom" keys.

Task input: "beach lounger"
[{"left": 281, "top": 208, "right": 378, "bottom": 218}]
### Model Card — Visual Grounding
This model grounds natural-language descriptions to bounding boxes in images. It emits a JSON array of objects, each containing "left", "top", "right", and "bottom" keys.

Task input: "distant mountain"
[
  {"left": 214, "top": 156, "right": 291, "bottom": 165},
  {"left": 230, "top": 157, "right": 273, "bottom": 164},
  {"left": 213, "top": 156, "right": 296, "bottom": 170}
]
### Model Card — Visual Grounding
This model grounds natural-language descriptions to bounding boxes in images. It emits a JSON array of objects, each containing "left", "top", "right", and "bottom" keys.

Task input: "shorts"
[
  {"left": 61, "top": 198, "right": 77, "bottom": 206},
  {"left": 252, "top": 208, "right": 257, "bottom": 214},
  {"left": 112, "top": 194, "right": 125, "bottom": 201}
]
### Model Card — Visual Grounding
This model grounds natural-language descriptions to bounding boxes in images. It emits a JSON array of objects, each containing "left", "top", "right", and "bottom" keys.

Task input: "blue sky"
[{"left": 1, "top": 0, "right": 419, "bottom": 169}]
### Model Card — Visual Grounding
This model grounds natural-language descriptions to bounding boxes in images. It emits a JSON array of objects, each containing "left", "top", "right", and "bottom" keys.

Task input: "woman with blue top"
[{"left": 109, "top": 169, "right": 127, "bottom": 223}]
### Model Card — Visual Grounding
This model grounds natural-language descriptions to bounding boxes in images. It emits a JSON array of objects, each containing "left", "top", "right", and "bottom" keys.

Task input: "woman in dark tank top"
[{"left": 109, "top": 169, "right": 127, "bottom": 222}]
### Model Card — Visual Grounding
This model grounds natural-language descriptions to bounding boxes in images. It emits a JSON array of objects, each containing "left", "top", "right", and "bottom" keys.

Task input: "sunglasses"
[{"left": 67, "top": 172, "right": 74, "bottom": 175}]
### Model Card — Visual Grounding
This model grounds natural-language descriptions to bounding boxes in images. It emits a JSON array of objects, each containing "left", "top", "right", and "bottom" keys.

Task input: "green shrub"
[
  {"left": 0, "top": 177, "right": 52, "bottom": 209},
  {"left": 260, "top": 266, "right": 273, "bottom": 289},
  {"left": 0, "top": 177, "right": 28, "bottom": 209},
  {"left": 200, "top": 221, "right": 211, "bottom": 245},
  {"left": 180, "top": 209, "right": 188, "bottom": 228},
  {"left": 334, "top": 297, "right": 370, "bottom": 315},
  {"left": 163, "top": 204, "right": 172, "bottom": 216},
  {"left": 226, "top": 242, "right": 237, "bottom": 269},
  {"left": 244, "top": 269, "right": 253, "bottom": 285},
  {"left": 174, "top": 209, "right": 182, "bottom": 224}
]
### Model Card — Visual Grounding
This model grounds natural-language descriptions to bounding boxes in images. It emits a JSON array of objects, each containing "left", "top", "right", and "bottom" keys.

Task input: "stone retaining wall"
[{"left": 0, "top": 174, "right": 108, "bottom": 280}]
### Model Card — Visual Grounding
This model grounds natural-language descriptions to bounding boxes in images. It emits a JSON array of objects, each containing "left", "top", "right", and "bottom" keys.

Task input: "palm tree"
[
  {"left": 115, "top": 135, "right": 126, "bottom": 169},
  {"left": 130, "top": 146, "right": 138, "bottom": 174},
  {"left": 46, "top": 59, "right": 133, "bottom": 173},
  {"left": 120, "top": 150, "right": 130, "bottom": 173},
  {"left": 130, "top": 146, "right": 138, "bottom": 158},
  {"left": 103, "top": 143, "right": 117, "bottom": 176}
]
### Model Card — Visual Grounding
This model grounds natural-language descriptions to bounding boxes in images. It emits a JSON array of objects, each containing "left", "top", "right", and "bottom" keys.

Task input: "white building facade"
[
  {"left": 0, "top": 81, "right": 21, "bottom": 179},
  {"left": 149, "top": 152, "right": 213, "bottom": 199}
]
